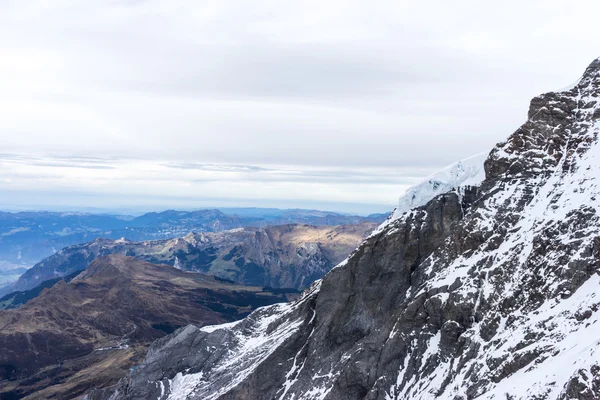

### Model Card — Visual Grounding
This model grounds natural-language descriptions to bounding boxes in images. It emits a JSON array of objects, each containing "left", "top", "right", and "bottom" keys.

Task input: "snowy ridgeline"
[
  {"left": 394, "top": 152, "right": 487, "bottom": 218},
  {"left": 368, "top": 152, "right": 487, "bottom": 238}
]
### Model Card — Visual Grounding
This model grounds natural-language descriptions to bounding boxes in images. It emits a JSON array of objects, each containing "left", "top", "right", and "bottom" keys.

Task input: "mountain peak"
[
  {"left": 485, "top": 57, "right": 600, "bottom": 181},
  {"left": 0, "top": 254, "right": 296, "bottom": 399},
  {"left": 76, "top": 254, "right": 158, "bottom": 281},
  {"left": 579, "top": 56, "right": 600, "bottom": 85}
]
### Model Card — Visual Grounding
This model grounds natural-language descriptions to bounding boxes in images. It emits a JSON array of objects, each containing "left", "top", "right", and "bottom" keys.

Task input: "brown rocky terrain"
[{"left": 0, "top": 254, "right": 293, "bottom": 399}]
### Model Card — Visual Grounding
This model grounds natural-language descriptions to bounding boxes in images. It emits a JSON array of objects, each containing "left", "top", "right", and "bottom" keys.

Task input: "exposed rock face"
[
  {"left": 5, "top": 223, "right": 375, "bottom": 295},
  {"left": 87, "top": 58, "right": 600, "bottom": 400},
  {"left": 0, "top": 255, "right": 293, "bottom": 400}
]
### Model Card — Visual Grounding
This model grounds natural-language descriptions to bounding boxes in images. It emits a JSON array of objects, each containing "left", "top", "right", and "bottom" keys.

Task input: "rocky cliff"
[{"left": 87, "top": 58, "right": 600, "bottom": 400}]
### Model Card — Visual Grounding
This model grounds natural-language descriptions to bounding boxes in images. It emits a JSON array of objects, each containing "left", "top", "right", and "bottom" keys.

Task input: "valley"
[{"left": 1, "top": 4, "right": 597, "bottom": 398}]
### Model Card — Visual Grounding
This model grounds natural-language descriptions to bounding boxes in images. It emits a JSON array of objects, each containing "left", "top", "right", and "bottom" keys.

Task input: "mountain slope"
[
  {"left": 88, "top": 58, "right": 600, "bottom": 400},
  {"left": 3, "top": 223, "right": 375, "bottom": 295},
  {"left": 0, "top": 255, "right": 293, "bottom": 400}
]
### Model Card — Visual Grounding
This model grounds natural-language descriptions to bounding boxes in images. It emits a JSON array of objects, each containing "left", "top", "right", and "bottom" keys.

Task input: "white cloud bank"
[{"left": 0, "top": 0, "right": 598, "bottom": 213}]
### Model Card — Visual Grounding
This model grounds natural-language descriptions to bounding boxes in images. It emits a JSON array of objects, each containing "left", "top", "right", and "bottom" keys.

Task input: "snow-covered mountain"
[{"left": 87, "top": 58, "right": 600, "bottom": 400}]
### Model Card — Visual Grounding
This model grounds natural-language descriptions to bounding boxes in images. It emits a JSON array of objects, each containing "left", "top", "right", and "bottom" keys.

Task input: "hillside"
[{"left": 0, "top": 255, "right": 293, "bottom": 399}]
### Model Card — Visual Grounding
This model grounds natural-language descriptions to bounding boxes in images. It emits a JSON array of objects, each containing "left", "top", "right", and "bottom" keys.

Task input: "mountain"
[
  {"left": 0, "top": 255, "right": 294, "bottom": 400},
  {"left": 87, "top": 58, "right": 600, "bottom": 400},
  {"left": 126, "top": 209, "right": 249, "bottom": 232},
  {"left": 1, "top": 222, "right": 376, "bottom": 296},
  {"left": 0, "top": 208, "right": 387, "bottom": 275},
  {"left": 218, "top": 208, "right": 389, "bottom": 225}
]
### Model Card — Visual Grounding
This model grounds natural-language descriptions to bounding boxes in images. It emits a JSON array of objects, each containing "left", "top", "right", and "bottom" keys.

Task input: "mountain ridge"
[
  {"left": 1, "top": 222, "right": 376, "bottom": 297},
  {"left": 0, "top": 208, "right": 387, "bottom": 273}
]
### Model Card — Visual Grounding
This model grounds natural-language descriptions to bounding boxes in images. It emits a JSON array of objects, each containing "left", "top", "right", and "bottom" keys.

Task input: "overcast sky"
[{"left": 0, "top": 0, "right": 599, "bottom": 214}]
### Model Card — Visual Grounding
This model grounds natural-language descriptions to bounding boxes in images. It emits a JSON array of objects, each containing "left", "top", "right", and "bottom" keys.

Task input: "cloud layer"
[
  {"left": 0, "top": 154, "right": 425, "bottom": 214},
  {"left": 1, "top": 0, "right": 598, "bottom": 213}
]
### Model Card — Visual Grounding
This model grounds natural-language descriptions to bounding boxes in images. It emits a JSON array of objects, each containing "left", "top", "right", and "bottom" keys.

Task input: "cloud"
[
  {"left": 163, "top": 163, "right": 273, "bottom": 173},
  {"left": 0, "top": 155, "right": 417, "bottom": 213},
  {"left": 0, "top": 0, "right": 598, "bottom": 212}
]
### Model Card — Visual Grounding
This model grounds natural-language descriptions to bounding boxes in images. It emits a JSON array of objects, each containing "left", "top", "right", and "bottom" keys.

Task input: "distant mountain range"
[
  {"left": 0, "top": 222, "right": 377, "bottom": 297},
  {"left": 0, "top": 208, "right": 387, "bottom": 274}
]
